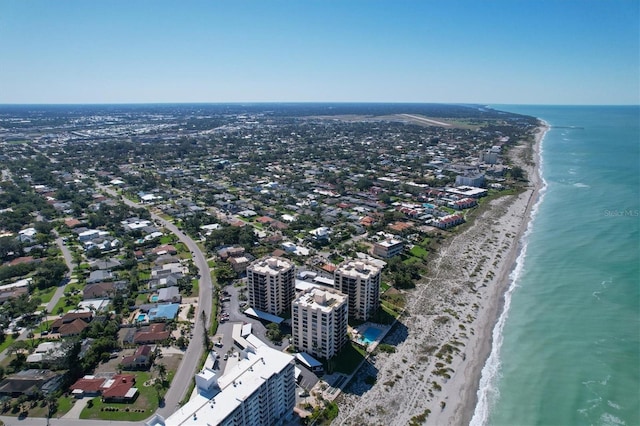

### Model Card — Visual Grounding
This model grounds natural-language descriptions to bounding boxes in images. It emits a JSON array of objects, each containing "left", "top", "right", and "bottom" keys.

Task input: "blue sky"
[{"left": 1, "top": 0, "right": 638, "bottom": 104}]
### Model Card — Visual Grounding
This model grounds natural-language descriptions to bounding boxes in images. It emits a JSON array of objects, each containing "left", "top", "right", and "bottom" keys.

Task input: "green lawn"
[
  {"left": 380, "top": 281, "right": 391, "bottom": 292},
  {"left": 190, "top": 278, "right": 199, "bottom": 297},
  {"left": 33, "top": 286, "right": 58, "bottom": 304},
  {"left": 409, "top": 245, "right": 428, "bottom": 259},
  {"left": 55, "top": 395, "right": 75, "bottom": 417},
  {"left": 138, "top": 270, "right": 151, "bottom": 281},
  {"left": 160, "top": 235, "right": 174, "bottom": 245},
  {"left": 327, "top": 342, "right": 366, "bottom": 374},
  {"left": 51, "top": 288, "right": 82, "bottom": 315},
  {"left": 80, "top": 372, "right": 158, "bottom": 421},
  {"left": 0, "top": 334, "right": 15, "bottom": 353},
  {"left": 402, "top": 256, "right": 423, "bottom": 266}
]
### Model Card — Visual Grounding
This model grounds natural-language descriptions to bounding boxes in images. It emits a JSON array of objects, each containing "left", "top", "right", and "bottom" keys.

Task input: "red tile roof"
[
  {"left": 71, "top": 377, "right": 104, "bottom": 393},
  {"left": 101, "top": 374, "right": 136, "bottom": 398}
]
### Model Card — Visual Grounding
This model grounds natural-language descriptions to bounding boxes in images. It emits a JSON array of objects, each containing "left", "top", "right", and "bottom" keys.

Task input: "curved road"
[{"left": 99, "top": 186, "right": 213, "bottom": 419}]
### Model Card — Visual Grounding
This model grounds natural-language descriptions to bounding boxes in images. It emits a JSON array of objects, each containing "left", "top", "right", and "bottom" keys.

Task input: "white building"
[
  {"left": 372, "top": 238, "right": 404, "bottom": 259},
  {"left": 292, "top": 288, "right": 348, "bottom": 360},
  {"left": 334, "top": 260, "right": 382, "bottom": 321},
  {"left": 146, "top": 345, "right": 296, "bottom": 426},
  {"left": 247, "top": 256, "right": 295, "bottom": 316}
]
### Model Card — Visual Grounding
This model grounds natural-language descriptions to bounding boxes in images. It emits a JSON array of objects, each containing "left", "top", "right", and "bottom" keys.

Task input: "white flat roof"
[
  {"left": 164, "top": 345, "right": 293, "bottom": 426},
  {"left": 244, "top": 307, "right": 284, "bottom": 324}
]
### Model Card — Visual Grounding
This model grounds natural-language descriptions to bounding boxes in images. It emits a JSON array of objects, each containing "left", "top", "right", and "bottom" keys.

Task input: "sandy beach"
[{"left": 333, "top": 123, "right": 548, "bottom": 426}]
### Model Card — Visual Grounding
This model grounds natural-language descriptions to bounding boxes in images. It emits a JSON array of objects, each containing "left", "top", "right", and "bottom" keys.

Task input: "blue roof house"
[{"left": 148, "top": 303, "right": 180, "bottom": 321}]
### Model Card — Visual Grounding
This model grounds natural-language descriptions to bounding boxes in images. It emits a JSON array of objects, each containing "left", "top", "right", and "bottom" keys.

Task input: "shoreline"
[
  {"left": 460, "top": 121, "right": 548, "bottom": 425},
  {"left": 333, "top": 122, "right": 549, "bottom": 426}
]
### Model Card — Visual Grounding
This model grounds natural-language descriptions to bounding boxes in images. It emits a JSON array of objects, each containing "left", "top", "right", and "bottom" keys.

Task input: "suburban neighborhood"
[{"left": 0, "top": 103, "right": 538, "bottom": 425}]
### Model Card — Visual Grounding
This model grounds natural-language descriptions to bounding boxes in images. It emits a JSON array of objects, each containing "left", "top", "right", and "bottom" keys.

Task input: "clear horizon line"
[{"left": 0, "top": 101, "right": 638, "bottom": 107}]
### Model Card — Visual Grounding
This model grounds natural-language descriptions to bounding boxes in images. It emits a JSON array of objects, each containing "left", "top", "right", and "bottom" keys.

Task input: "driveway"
[{"left": 61, "top": 396, "right": 89, "bottom": 419}]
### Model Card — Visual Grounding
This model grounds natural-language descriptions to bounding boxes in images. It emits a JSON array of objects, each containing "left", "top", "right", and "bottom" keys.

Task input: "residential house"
[
  {"left": 120, "top": 345, "right": 152, "bottom": 370},
  {"left": 123, "top": 323, "right": 171, "bottom": 345},
  {"left": 83, "top": 281, "right": 127, "bottom": 300},
  {"left": 50, "top": 311, "right": 93, "bottom": 336},
  {"left": 87, "top": 270, "right": 114, "bottom": 284},
  {"left": 0, "top": 369, "right": 63, "bottom": 397},
  {"left": 26, "top": 342, "right": 69, "bottom": 368},
  {"left": 156, "top": 286, "right": 181, "bottom": 303},
  {"left": 71, "top": 374, "right": 138, "bottom": 403}
]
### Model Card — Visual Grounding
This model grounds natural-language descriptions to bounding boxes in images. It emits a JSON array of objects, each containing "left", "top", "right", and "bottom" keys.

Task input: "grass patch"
[
  {"left": 33, "top": 286, "right": 57, "bottom": 304},
  {"left": 138, "top": 270, "right": 151, "bottom": 281},
  {"left": 380, "top": 281, "right": 391, "bottom": 292},
  {"left": 326, "top": 342, "right": 366, "bottom": 375},
  {"left": 56, "top": 395, "right": 75, "bottom": 416},
  {"left": 371, "top": 303, "right": 399, "bottom": 324},
  {"left": 409, "top": 245, "right": 428, "bottom": 259},
  {"left": 51, "top": 288, "right": 82, "bottom": 315},
  {"left": 403, "top": 256, "right": 423, "bottom": 266},
  {"left": 160, "top": 235, "right": 174, "bottom": 245},
  {"left": 190, "top": 278, "right": 199, "bottom": 297},
  {"left": 0, "top": 334, "right": 15, "bottom": 353}
]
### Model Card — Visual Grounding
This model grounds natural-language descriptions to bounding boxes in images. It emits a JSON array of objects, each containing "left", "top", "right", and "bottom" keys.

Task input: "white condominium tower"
[
  {"left": 149, "top": 344, "right": 296, "bottom": 426},
  {"left": 246, "top": 256, "right": 295, "bottom": 316},
  {"left": 292, "top": 287, "right": 348, "bottom": 359},
  {"left": 334, "top": 260, "right": 381, "bottom": 321}
]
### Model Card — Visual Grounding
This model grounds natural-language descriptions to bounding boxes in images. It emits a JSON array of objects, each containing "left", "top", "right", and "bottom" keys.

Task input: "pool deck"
[{"left": 351, "top": 322, "right": 391, "bottom": 352}]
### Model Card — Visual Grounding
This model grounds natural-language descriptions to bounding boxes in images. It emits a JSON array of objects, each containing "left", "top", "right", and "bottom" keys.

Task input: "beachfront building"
[
  {"left": 246, "top": 256, "right": 295, "bottom": 316},
  {"left": 372, "top": 238, "right": 404, "bottom": 259},
  {"left": 292, "top": 287, "right": 348, "bottom": 360},
  {"left": 146, "top": 344, "right": 296, "bottom": 426},
  {"left": 455, "top": 172, "right": 485, "bottom": 187},
  {"left": 334, "top": 260, "right": 381, "bottom": 321}
]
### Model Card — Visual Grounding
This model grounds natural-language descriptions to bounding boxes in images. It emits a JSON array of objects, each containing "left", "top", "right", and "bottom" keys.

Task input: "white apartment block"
[
  {"left": 372, "top": 238, "right": 404, "bottom": 259},
  {"left": 147, "top": 345, "right": 296, "bottom": 426},
  {"left": 334, "top": 260, "right": 381, "bottom": 321},
  {"left": 292, "top": 287, "right": 348, "bottom": 360},
  {"left": 247, "top": 256, "right": 295, "bottom": 316}
]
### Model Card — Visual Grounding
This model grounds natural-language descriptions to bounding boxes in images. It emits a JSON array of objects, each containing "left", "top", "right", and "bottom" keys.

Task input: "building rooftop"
[
  {"left": 248, "top": 256, "right": 294, "bottom": 275},
  {"left": 293, "top": 287, "right": 347, "bottom": 313},
  {"left": 163, "top": 345, "right": 293, "bottom": 426},
  {"left": 336, "top": 260, "right": 382, "bottom": 279}
]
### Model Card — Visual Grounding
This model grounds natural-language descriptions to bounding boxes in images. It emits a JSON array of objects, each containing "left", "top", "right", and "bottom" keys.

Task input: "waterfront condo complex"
[
  {"left": 246, "top": 256, "right": 295, "bottom": 316},
  {"left": 334, "top": 260, "right": 382, "bottom": 321},
  {"left": 292, "top": 287, "right": 349, "bottom": 360}
]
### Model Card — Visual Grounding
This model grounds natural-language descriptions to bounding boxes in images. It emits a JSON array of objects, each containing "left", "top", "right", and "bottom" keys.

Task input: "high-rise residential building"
[
  {"left": 334, "top": 260, "right": 382, "bottom": 321},
  {"left": 146, "top": 344, "right": 296, "bottom": 426},
  {"left": 292, "top": 287, "right": 348, "bottom": 360},
  {"left": 246, "top": 256, "right": 295, "bottom": 316}
]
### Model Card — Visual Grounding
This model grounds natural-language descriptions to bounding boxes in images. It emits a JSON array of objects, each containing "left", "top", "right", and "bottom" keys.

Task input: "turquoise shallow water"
[{"left": 472, "top": 106, "right": 640, "bottom": 426}]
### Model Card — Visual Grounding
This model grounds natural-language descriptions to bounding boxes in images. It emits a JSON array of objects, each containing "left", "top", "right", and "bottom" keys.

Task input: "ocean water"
[{"left": 471, "top": 106, "right": 640, "bottom": 426}]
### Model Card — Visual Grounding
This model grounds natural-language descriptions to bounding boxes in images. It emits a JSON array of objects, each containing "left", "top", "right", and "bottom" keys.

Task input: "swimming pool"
[
  {"left": 359, "top": 327, "right": 382, "bottom": 344},
  {"left": 150, "top": 295, "right": 159, "bottom": 302},
  {"left": 137, "top": 314, "right": 148, "bottom": 322}
]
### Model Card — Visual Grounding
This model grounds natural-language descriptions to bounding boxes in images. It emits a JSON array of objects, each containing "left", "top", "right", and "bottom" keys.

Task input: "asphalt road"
[
  {"left": 47, "top": 236, "right": 74, "bottom": 313},
  {"left": 98, "top": 186, "right": 213, "bottom": 420},
  {"left": 0, "top": 416, "right": 143, "bottom": 426}
]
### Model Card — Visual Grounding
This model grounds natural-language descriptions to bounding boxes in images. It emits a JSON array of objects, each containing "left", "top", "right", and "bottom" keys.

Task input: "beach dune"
[{"left": 333, "top": 123, "right": 547, "bottom": 426}]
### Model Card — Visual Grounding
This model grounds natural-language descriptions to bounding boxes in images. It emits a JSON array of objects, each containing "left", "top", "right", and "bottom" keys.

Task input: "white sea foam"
[
  {"left": 469, "top": 122, "right": 549, "bottom": 426},
  {"left": 601, "top": 412, "right": 626, "bottom": 425},
  {"left": 607, "top": 400, "right": 622, "bottom": 410},
  {"left": 573, "top": 182, "right": 590, "bottom": 188}
]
